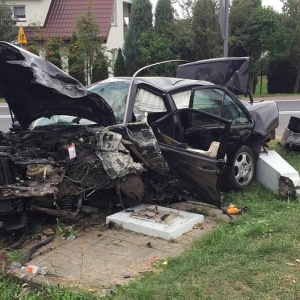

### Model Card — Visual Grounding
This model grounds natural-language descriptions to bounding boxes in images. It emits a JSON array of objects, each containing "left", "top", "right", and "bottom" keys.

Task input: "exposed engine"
[
  {"left": 0, "top": 125, "right": 124, "bottom": 219},
  {"left": 0, "top": 121, "right": 171, "bottom": 227}
]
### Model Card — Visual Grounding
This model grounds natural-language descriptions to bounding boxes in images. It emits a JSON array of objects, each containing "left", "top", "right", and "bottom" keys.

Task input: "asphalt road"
[{"left": 0, "top": 99, "right": 298, "bottom": 137}]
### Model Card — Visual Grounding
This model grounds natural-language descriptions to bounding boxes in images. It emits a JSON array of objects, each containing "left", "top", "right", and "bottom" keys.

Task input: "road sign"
[{"left": 17, "top": 25, "right": 28, "bottom": 44}]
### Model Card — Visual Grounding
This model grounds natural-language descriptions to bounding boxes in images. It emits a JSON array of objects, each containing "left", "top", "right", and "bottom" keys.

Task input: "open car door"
[{"left": 150, "top": 108, "right": 231, "bottom": 207}]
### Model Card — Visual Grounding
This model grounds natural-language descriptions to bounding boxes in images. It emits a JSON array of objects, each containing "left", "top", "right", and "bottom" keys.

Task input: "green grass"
[
  {"left": 253, "top": 76, "right": 298, "bottom": 98},
  {"left": 103, "top": 141, "right": 300, "bottom": 300},
  {"left": 254, "top": 75, "right": 268, "bottom": 96},
  {"left": 106, "top": 184, "right": 300, "bottom": 300},
  {"left": 1, "top": 144, "right": 300, "bottom": 299},
  {"left": 0, "top": 274, "right": 100, "bottom": 300}
]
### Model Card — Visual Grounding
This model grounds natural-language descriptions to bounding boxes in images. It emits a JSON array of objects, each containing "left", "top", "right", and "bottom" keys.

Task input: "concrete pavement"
[{"left": 5, "top": 202, "right": 228, "bottom": 296}]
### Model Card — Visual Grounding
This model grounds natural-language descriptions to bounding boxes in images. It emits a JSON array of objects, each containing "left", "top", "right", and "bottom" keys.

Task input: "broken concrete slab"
[
  {"left": 106, "top": 204, "right": 204, "bottom": 240},
  {"left": 256, "top": 150, "right": 300, "bottom": 197}
]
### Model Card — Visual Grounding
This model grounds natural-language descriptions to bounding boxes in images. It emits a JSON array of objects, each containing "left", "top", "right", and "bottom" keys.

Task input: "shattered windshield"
[
  {"left": 89, "top": 81, "right": 130, "bottom": 123},
  {"left": 29, "top": 115, "right": 97, "bottom": 129}
]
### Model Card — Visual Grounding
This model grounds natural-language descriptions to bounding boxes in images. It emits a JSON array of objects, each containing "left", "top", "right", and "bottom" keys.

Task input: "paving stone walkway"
[{"left": 6, "top": 202, "right": 227, "bottom": 296}]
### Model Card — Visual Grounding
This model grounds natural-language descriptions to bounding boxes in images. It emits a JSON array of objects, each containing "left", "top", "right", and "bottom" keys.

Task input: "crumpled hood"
[{"left": 0, "top": 42, "right": 116, "bottom": 129}]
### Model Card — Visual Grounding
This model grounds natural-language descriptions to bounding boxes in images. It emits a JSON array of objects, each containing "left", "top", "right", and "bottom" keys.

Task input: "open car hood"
[
  {"left": 176, "top": 57, "right": 250, "bottom": 96},
  {"left": 0, "top": 42, "right": 115, "bottom": 129}
]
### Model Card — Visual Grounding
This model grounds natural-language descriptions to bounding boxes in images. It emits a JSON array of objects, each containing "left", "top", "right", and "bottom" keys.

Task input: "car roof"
[{"left": 90, "top": 77, "right": 214, "bottom": 93}]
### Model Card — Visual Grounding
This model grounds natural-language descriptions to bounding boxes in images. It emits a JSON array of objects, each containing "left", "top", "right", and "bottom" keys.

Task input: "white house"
[{"left": 6, "top": 0, "right": 131, "bottom": 70}]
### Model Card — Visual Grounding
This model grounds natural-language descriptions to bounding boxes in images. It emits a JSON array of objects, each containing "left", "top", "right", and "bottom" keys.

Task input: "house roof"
[{"left": 26, "top": 0, "right": 114, "bottom": 42}]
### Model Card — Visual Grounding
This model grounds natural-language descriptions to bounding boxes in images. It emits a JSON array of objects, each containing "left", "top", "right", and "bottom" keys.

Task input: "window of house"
[
  {"left": 14, "top": 5, "right": 26, "bottom": 19},
  {"left": 111, "top": 1, "right": 117, "bottom": 25}
]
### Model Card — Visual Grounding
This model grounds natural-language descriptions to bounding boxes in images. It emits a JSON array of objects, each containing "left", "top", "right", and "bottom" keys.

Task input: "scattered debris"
[
  {"left": 23, "top": 235, "right": 55, "bottom": 264},
  {"left": 106, "top": 204, "right": 204, "bottom": 240},
  {"left": 146, "top": 242, "right": 153, "bottom": 248},
  {"left": 225, "top": 203, "right": 248, "bottom": 215}
]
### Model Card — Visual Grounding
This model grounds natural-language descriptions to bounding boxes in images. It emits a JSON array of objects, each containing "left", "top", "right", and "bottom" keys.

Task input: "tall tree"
[
  {"left": 155, "top": 0, "right": 174, "bottom": 34},
  {"left": 138, "top": 29, "right": 179, "bottom": 76},
  {"left": 76, "top": 5, "right": 100, "bottom": 84},
  {"left": 170, "top": 0, "right": 196, "bottom": 61},
  {"left": 191, "top": 0, "right": 222, "bottom": 60},
  {"left": 0, "top": 0, "right": 17, "bottom": 42},
  {"left": 123, "top": 0, "right": 153, "bottom": 75},
  {"left": 114, "top": 48, "right": 127, "bottom": 76},
  {"left": 68, "top": 32, "right": 86, "bottom": 84},
  {"left": 45, "top": 37, "right": 62, "bottom": 69},
  {"left": 281, "top": 0, "right": 300, "bottom": 92},
  {"left": 91, "top": 49, "right": 109, "bottom": 83},
  {"left": 229, "top": 0, "right": 280, "bottom": 92}
]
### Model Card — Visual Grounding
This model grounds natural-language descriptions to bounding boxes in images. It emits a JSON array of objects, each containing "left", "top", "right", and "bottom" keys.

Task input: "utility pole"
[
  {"left": 219, "top": 0, "right": 229, "bottom": 57},
  {"left": 224, "top": 0, "right": 229, "bottom": 57}
]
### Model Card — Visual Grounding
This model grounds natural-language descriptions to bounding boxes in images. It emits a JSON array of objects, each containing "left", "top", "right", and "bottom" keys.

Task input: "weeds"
[
  {"left": 187, "top": 207, "right": 212, "bottom": 216},
  {"left": 55, "top": 218, "right": 78, "bottom": 239},
  {"left": 6, "top": 250, "right": 24, "bottom": 264}
]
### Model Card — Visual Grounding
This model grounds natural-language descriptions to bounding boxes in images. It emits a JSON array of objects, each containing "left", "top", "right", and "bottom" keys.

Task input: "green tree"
[
  {"left": 229, "top": 0, "right": 281, "bottom": 92},
  {"left": 155, "top": 0, "right": 174, "bottom": 34},
  {"left": 114, "top": 48, "right": 127, "bottom": 76},
  {"left": 191, "top": 0, "right": 222, "bottom": 60},
  {"left": 281, "top": 0, "right": 300, "bottom": 92},
  {"left": 27, "top": 41, "right": 39, "bottom": 56},
  {"left": 123, "top": 0, "right": 153, "bottom": 75},
  {"left": 68, "top": 32, "right": 86, "bottom": 84},
  {"left": 267, "top": 58, "right": 296, "bottom": 93},
  {"left": 45, "top": 37, "right": 62, "bottom": 69},
  {"left": 76, "top": 5, "right": 102, "bottom": 84},
  {"left": 91, "top": 49, "right": 109, "bottom": 83},
  {"left": 25, "top": 23, "right": 43, "bottom": 56},
  {"left": 0, "top": 0, "right": 17, "bottom": 42},
  {"left": 170, "top": 19, "right": 194, "bottom": 61},
  {"left": 138, "top": 29, "right": 179, "bottom": 76}
]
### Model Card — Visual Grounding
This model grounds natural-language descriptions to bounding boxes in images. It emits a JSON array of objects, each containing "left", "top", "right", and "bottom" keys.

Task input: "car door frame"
[{"left": 150, "top": 108, "right": 231, "bottom": 207}]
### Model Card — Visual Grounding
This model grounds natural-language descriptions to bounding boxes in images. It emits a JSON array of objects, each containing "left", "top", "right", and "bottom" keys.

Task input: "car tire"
[{"left": 228, "top": 145, "right": 255, "bottom": 190}]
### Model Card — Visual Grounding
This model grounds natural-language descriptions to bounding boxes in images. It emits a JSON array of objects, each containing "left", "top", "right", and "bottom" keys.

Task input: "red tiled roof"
[{"left": 38, "top": 0, "right": 114, "bottom": 41}]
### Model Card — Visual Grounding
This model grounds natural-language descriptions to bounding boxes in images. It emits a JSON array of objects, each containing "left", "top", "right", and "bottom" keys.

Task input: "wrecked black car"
[
  {"left": 0, "top": 42, "right": 278, "bottom": 232},
  {"left": 89, "top": 58, "right": 279, "bottom": 190}
]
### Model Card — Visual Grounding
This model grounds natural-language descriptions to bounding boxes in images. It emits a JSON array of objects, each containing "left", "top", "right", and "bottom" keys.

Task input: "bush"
[{"left": 267, "top": 59, "right": 297, "bottom": 94}]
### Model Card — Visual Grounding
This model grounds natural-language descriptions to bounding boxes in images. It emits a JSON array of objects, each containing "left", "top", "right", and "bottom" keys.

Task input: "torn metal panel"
[
  {"left": 97, "top": 128, "right": 145, "bottom": 179},
  {"left": 176, "top": 57, "right": 250, "bottom": 95},
  {"left": 281, "top": 128, "right": 300, "bottom": 150},
  {"left": 281, "top": 116, "right": 300, "bottom": 150},
  {"left": 0, "top": 183, "right": 59, "bottom": 198},
  {"left": 106, "top": 121, "right": 169, "bottom": 174}
]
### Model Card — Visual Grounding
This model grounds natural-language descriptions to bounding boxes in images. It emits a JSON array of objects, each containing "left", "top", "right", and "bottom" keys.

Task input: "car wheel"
[{"left": 228, "top": 145, "right": 255, "bottom": 190}]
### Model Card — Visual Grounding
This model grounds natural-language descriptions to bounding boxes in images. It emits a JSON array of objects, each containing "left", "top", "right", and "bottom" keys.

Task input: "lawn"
[{"left": 1, "top": 140, "right": 300, "bottom": 299}]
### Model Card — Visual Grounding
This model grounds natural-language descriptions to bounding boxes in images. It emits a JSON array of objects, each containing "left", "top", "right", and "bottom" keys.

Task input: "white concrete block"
[
  {"left": 106, "top": 204, "right": 204, "bottom": 240},
  {"left": 256, "top": 150, "right": 300, "bottom": 195}
]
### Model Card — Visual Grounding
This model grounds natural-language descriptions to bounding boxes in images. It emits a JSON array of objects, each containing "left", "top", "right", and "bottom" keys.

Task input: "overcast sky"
[
  {"left": 262, "top": 0, "right": 283, "bottom": 12},
  {"left": 151, "top": 0, "right": 283, "bottom": 13}
]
